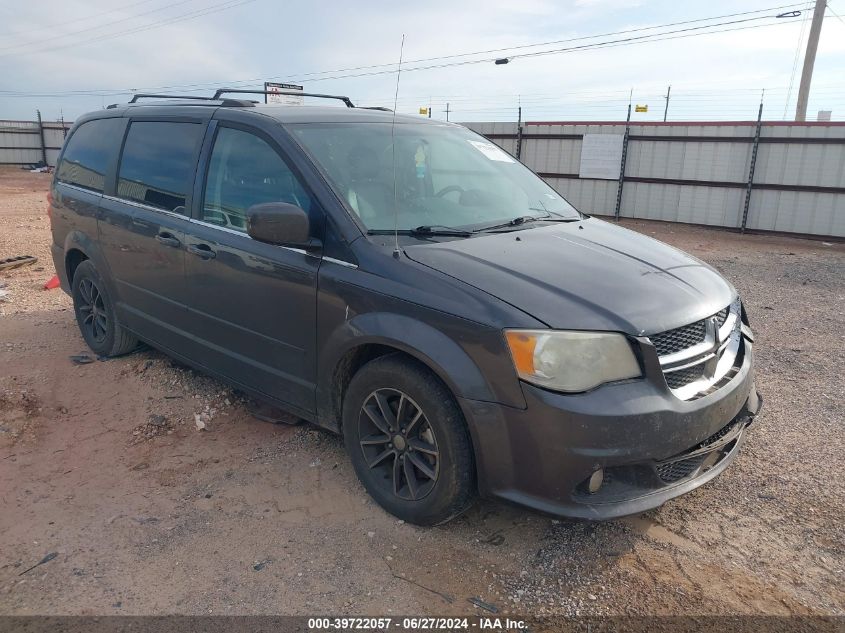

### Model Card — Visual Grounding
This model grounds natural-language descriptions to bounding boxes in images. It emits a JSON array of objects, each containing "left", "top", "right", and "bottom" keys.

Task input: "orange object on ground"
[{"left": 43, "top": 275, "right": 60, "bottom": 290}]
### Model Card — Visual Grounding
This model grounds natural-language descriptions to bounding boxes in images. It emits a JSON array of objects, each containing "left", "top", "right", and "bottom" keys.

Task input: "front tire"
[
  {"left": 71, "top": 260, "right": 138, "bottom": 357},
  {"left": 342, "top": 355, "right": 475, "bottom": 525}
]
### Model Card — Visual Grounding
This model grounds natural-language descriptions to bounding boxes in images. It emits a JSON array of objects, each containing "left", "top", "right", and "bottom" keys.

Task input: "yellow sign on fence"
[
  {"left": 419, "top": 107, "right": 428, "bottom": 115},
  {"left": 635, "top": 104, "right": 648, "bottom": 113}
]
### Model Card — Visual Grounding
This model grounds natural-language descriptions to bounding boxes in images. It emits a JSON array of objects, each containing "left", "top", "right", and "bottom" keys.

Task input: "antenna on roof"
[{"left": 391, "top": 34, "right": 406, "bottom": 260}]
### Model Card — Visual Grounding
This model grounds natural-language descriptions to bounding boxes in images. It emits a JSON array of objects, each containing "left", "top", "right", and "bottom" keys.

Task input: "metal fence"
[
  {"left": 2, "top": 114, "right": 842, "bottom": 238},
  {"left": 466, "top": 120, "right": 845, "bottom": 238},
  {"left": 0, "top": 116, "right": 72, "bottom": 167}
]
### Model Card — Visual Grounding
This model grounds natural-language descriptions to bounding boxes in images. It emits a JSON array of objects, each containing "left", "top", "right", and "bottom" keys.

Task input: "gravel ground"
[{"left": 0, "top": 166, "right": 843, "bottom": 617}]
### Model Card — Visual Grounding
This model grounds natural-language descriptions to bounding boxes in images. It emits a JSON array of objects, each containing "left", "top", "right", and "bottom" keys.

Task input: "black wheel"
[
  {"left": 342, "top": 355, "right": 475, "bottom": 525},
  {"left": 71, "top": 260, "right": 138, "bottom": 357}
]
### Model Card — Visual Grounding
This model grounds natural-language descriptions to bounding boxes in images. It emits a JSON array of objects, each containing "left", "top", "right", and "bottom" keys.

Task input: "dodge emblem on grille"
[{"left": 703, "top": 316, "right": 721, "bottom": 379}]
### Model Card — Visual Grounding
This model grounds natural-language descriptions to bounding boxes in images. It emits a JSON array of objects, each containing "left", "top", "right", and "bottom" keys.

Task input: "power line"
[
  {"left": 0, "top": 0, "right": 162, "bottom": 38},
  {"left": 0, "top": 3, "right": 805, "bottom": 95},
  {"left": 0, "top": 0, "right": 199, "bottom": 52},
  {"left": 0, "top": 0, "right": 257, "bottom": 59},
  {"left": 1, "top": 2, "right": 832, "bottom": 121},
  {"left": 274, "top": 15, "right": 807, "bottom": 85},
  {"left": 827, "top": 0, "right": 845, "bottom": 24},
  {"left": 254, "top": 3, "right": 808, "bottom": 85}
]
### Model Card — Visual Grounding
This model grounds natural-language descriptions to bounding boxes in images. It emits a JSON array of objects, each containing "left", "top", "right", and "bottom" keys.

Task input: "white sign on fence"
[
  {"left": 264, "top": 82, "right": 304, "bottom": 106},
  {"left": 579, "top": 134, "right": 624, "bottom": 180}
]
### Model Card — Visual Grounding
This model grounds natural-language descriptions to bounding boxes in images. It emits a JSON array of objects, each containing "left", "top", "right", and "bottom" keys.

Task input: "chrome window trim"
[
  {"left": 188, "top": 217, "right": 249, "bottom": 237},
  {"left": 57, "top": 182, "right": 105, "bottom": 197},
  {"left": 101, "top": 193, "right": 188, "bottom": 220},
  {"left": 100, "top": 195, "right": 318, "bottom": 258},
  {"left": 322, "top": 256, "right": 358, "bottom": 269},
  {"left": 186, "top": 218, "right": 313, "bottom": 257}
]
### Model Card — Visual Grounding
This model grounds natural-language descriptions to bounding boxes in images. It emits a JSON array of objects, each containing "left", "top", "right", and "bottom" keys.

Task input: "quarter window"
[
  {"left": 56, "top": 118, "right": 123, "bottom": 193},
  {"left": 202, "top": 127, "right": 311, "bottom": 233},
  {"left": 117, "top": 121, "right": 203, "bottom": 213}
]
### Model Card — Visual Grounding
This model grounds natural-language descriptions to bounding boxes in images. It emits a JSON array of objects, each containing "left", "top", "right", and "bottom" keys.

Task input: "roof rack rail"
[
  {"left": 122, "top": 93, "right": 256, "bottom": 108},
  {"left": 212, "top": 88, "right": 355, "bottom": 108},
  {"left": 129, "top": 93, "right": 214, "bottom": 103}
]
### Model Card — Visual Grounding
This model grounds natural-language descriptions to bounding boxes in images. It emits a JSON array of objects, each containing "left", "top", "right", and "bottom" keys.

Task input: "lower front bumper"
[{"left": 460, "top": 341, "right": 761, "bottom": 520}]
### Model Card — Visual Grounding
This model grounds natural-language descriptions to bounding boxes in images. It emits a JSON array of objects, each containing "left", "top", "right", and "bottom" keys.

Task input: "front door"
[{"left": 182, "top": 123, "right": 321, "bottom": 415}]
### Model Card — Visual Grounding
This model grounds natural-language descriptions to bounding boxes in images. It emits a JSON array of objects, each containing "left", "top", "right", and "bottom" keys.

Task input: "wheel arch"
[
  {"left": 317, "top": 313, "right": 497, "bottom": 433},
  {"left": 65, "top": 247, "right": 88, "bottom": 285},
  {"left": 62, "top": 230, "right": 118, "bottom": 297}
]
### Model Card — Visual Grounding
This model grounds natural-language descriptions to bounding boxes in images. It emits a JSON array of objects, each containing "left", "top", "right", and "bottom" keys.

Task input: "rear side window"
[
  {"left": 56, "top": 118, "right": 123, "bottom": 193},
  {"left": 201, "top": 127, "right": 312, "bottom": 233},
  {"left": 117, "top": 121, "right": 203, "bottom": 213}
]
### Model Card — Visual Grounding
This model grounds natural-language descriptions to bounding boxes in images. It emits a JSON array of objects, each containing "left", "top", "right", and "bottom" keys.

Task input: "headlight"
[{"left": 504, "top": 330, "right": 641, "bottom": 392}]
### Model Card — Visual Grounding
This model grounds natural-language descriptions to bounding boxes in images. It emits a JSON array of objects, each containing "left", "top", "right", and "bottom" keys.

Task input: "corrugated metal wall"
[
  {"left": 466, "top": 121, "right": 845, "bottom": 238},
  {"left": 3, "top": 116, "right": 842, "bottom": 238},
  {"left": 0, "top": 119, "right": 72, "bottom": 166}
]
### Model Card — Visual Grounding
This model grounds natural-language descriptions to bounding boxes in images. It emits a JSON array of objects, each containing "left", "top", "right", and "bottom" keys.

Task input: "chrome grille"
[
  {"left": 651, "top": 321, "right": 706, "bottom": 357},
  {"left": 664, "top": 365, "right": 705, "bottom": 389},
  {"left": 649, "top": 298, "right": 743, "bottom": 400}
]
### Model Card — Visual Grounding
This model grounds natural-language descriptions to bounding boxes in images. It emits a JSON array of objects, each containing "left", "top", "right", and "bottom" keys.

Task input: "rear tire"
[
  {"left": 342, "top": 355, "right": 476, "bottom": 526},
  {"left": 71, "top": 260, "right": 138, "bottom": 357}
]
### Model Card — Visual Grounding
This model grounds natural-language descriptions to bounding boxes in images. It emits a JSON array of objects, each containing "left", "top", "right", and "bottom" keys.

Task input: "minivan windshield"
[{"left": 290, "top": 122, "right": 580, "bottom": 233}]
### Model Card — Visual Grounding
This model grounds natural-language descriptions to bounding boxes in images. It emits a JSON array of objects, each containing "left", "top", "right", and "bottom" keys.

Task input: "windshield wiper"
[
  {"left": 473, "top": 214, "right": 580, "bottom": 233},
  {"left": 367, "top": 225, "right": 472, "bottom": 237}
]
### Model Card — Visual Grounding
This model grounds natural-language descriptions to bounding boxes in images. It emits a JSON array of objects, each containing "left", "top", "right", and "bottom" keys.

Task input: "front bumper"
[{"left": 460, "top": 339, "right": 761, "bottom": 520}]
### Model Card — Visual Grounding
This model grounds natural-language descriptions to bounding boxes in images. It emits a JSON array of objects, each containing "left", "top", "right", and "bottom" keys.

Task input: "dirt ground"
[{"left": 0, "top": 166, "right": 843, "bottom": 617}]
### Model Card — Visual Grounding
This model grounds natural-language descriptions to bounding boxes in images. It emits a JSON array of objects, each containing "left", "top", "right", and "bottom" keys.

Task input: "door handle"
[
  {"left": 187, "top": 243, "right": 217, "bottom": 259},
  {"left": 155, "top": 232, "right": 181, "bottom": 248}
]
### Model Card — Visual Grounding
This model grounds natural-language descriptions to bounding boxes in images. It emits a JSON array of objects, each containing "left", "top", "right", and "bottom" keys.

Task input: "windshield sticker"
[
  {"left": 467, "top": 140, "right": 515, "bottom": 163},
  {"left": 415, "top": 145, "right": 427, "bottom": 179}
]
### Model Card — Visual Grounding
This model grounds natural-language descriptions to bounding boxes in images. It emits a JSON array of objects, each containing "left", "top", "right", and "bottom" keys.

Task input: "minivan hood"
[{"left": 404, "top": 218, "right": 735, "bottom": 335}]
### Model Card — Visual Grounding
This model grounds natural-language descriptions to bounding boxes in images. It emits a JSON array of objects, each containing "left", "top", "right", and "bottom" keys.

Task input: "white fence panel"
[
  {"left": 464, "top": 120, "right": 845, "bottom": 238},
  {"left": 0, "top": 119, "right": 71, "bottom": 166}
]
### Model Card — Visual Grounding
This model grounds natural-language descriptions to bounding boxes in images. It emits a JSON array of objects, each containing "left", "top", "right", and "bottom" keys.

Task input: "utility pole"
[
  {"left": 795, "top": 0, "right": 826, "bottom": 121},
  {"left": 445, "top": 102, "right": 450, "bottom": 121},
  {"left": 663, "top": 84, "right": 671, "bottom": 122}
]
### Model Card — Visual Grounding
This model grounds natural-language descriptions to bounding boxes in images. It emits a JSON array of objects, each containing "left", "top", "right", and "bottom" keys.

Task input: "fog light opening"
[{"left": 588, "top": 468, "right": 604, "bottom": 494}]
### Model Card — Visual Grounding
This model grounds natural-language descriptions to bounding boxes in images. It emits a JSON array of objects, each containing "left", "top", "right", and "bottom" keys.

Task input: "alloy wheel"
[
  {"left": 77, "top": 278, "right": 108, "bottom": 343},
  {"left": 358, "top": 388, "right": 440, "bottom": 501}
]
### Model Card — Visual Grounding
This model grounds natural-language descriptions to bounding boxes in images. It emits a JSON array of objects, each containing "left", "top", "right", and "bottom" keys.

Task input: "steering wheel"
[{"left": 435, "top": 185, "right": 465, "bottom": 198}]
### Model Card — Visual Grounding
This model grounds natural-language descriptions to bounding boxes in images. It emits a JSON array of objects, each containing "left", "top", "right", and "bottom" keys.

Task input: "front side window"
[
  {"left": 56, "top": 118, "right": 123, "bottom": 193},
  {"left": 290, "top": 122, "right": 579, "bottom": 232},
  {"left": 117, "top": 121, "right": 203, "bottom": 213},
  {"left": 201, "top": 127, "right": 312, "bottom": 233}
]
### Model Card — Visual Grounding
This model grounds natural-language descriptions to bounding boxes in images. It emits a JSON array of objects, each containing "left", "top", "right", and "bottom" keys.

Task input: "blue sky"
[{"left": 1, "top": 0, "right": 844, "bottom": 122}]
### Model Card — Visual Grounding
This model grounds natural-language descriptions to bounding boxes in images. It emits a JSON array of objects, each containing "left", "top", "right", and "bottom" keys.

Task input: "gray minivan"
[{"left": 49, "top": 89, "right": 761, "bottom": 525}]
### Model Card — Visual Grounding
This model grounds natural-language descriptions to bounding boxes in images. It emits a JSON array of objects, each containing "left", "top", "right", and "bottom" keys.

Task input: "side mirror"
[{"left": 246, "top": 202, "right": 317, "bottom": 248}]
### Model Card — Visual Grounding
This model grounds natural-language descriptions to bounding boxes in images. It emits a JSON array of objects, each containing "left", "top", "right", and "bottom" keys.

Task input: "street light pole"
[{"left": 795, "top": 0, "right": 826, "bottom": 121}]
